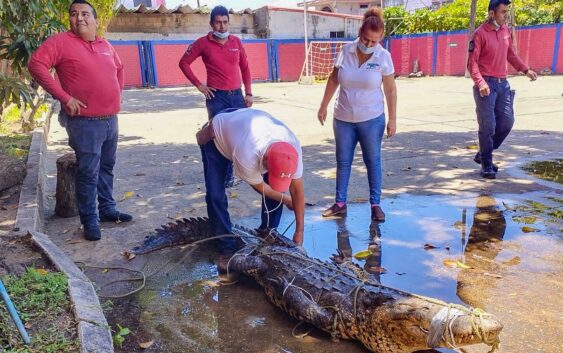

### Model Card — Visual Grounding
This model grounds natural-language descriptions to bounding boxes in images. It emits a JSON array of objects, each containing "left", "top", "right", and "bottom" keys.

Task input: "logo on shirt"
[
  {"left": 186, "top": 44, "right": 193, "bottom": 55},
  {"left": 228, "top": 48, "right": 239, "bottom": 52},
  {"left": 366, "top": 63, "right": 381, "bottom": 71}
]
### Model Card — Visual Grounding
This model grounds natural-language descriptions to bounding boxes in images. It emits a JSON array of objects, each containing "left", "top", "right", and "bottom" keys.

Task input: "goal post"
[{"left": 299, "top": 41, "right": 351, "bottom": 84}]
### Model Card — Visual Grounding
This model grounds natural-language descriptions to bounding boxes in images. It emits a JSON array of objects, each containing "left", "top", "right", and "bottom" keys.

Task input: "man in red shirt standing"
[
  {"left": 28, "top": 0, "right": 133, "bottom": 241},
  {"left": 467, "top": 0, "right": 537, "bottom": 179},
  {"left": 179, "top": 5, "right": 253, "bottom": 188},
  {"left": 179, "top": 5, "right": 253, "bottom": 118}
]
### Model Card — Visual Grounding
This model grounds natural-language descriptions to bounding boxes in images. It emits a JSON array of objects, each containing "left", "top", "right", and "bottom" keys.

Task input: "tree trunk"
[
  {"left": 55, "top": 153, "right": 78, "bottom": 218},
  {"left": 465, "top": 0, "right": 478, "bottom": 77}
]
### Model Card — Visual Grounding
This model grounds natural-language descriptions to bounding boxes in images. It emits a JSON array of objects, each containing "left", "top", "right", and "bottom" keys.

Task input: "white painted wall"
[{"left": 264, "top": 10, "right": 360, "bottom": 39}]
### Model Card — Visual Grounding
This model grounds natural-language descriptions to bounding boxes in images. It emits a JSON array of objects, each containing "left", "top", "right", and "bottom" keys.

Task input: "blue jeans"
[
  {"left": 206, "top": 89, "right": 246, "bottom": 119},
  {"left": 206, "top": 89, "right": 246, "bottom": 186},
  {"left": 473, "top": 77, "right": 515, "bottom": 167},
  {"left": 66, "top": 116, "right": 118, "bottom": 226},
  {"left": 333, "top": 115, "right": 385, "bottom": 205}
]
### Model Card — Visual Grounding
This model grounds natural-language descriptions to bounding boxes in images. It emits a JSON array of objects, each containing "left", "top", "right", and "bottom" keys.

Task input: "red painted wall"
[
  {"left": 113, "top": 45, "right": 143, "bottom": 88},
  {"left": 557, "top": 26, "right": 563, "bottom": 74},
  {"left": 511, "top": 26, "right": 556, "bottom": 74},
  {"left": 389, "top": 35, "right": 434, "bottom": 76},
  {"left": 153, "top": 42, "right": 269, "bottom": 87},
  {"left": 277, "top": 42, "right": 306, "bottom": 82},
  {"left": 436, "top": 33, "right": 468, "bottom": 76}
]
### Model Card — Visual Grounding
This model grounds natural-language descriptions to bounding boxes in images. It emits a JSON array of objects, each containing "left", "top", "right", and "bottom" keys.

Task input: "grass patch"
[
  {"left": 0, "top": 268, "right": 79, "bottom": 353},
  {"left": 0, "top": 134, "right": 31, "bottom": 160},
  {"left": 522, "top": 159, "right": 563, "bottom": 184}
]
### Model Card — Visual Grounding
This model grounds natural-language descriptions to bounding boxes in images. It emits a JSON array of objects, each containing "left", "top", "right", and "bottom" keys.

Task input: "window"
[{"left": 330, "top": 31, "right": 345, "bottom": 38}]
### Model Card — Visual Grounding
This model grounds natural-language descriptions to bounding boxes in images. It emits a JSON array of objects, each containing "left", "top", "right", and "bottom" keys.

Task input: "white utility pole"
[{"left": 303, "top": 0, "right": 310, "bottom": 77}]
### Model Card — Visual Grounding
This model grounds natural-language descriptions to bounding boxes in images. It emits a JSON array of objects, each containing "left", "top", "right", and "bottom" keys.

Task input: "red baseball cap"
[{"left": 266, "top": 142, "right": 298, "bottom": 192}]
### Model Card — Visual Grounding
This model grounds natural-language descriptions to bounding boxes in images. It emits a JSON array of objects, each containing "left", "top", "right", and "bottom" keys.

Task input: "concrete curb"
[
  {"left": 14, "top": 113, "right": 114, "bottom": 353},
  {"left": 31, "top": 231, "right": 114, "bottom": 353},
  {"left": 505, "top": 153, "right": 563, "bottom": 191}
]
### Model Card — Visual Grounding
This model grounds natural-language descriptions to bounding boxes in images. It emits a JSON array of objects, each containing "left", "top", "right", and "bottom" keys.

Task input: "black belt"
[
  {"left": 483, "top": 76, "right": 507, "bottom": 83},
  {"left": 214, "top": 88, "right": 242, "bottom": 95},
  {"left": 74, "top": 115, "right": 115, "bottom": 120}
]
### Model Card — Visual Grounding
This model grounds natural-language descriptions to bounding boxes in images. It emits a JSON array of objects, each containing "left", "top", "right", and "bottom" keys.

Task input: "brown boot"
[
  {"left": 371, "top": 205, "right": 385, "bottom": 222},
  {"left": 322, "top": 203, "right": 347, "bottom": 217}
]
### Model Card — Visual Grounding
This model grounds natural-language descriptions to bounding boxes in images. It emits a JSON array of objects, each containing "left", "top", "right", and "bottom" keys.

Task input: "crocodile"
[{"left": 130, "top": 217, "right": 503, "bottom": 353}]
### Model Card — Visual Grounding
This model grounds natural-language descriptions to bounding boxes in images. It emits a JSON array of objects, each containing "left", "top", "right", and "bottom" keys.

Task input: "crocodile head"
[{"left": 363, "top": 296, "right": 503, "bottom": 353}]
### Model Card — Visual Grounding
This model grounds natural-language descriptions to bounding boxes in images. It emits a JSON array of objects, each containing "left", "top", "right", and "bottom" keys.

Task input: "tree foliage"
[
  {"left": 0, "top": 0, "right": 116, "bottom": 132},
  {"left": 384, "top": 0, "right": 560, "bottom": 35}
]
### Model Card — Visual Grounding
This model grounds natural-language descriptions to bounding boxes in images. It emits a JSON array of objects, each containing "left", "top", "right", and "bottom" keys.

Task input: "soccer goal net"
[{"left": 299, "top": 41, "right": 350, "bottom": 84}]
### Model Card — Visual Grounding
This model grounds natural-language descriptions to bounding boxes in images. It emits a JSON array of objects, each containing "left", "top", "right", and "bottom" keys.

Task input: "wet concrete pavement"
[{"left": 42, "top": 76, "right": 562, "bottom": 352}]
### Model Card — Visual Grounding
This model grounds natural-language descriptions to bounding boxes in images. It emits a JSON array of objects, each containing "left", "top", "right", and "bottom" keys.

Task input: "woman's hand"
[{"left": 317, "top": 105, "right": 328, "bottom": 126}]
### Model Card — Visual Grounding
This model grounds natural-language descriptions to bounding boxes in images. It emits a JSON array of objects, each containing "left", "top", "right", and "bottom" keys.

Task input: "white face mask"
[
  {"left": 213, "top": 31, "right": 229, "bottom": 39},
  {"left": 356, "top": 37, "right": 381, "bottom": 55}
]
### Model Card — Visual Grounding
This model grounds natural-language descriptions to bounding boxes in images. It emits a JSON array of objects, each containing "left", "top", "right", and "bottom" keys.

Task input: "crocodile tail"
[{"left": 130, "top": 217, "right": 214, "bottom": 254}]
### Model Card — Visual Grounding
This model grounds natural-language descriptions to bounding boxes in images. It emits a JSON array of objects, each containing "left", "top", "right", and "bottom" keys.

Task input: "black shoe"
[
  {"left": 84, "top": 223, "right": 101, "bottom": 241},
  {"left": 480, "top": 165, "right": 497, "bottom": 179},
  {"left": 473, "top": 152, "right": 499, "bottom": 172},
  {"left": 99, "top": 210, "right": 133, "bottom": 223},
  {"left": 371, "top": 205, "right": 386, "bottom": 222}
]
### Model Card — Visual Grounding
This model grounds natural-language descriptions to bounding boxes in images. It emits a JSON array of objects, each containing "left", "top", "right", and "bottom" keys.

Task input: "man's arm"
[
  {"left": 112, "top": 46, "right": 124, "bottom": 90},
  {"left": 238, "top": 40, "right": 253, "bottom": 107},
  {"left": 507, "top": 33, "right": 537, "bottom": 81},
  {"left": 28, "top": 35, "right": 72, "bottom": 105},
  {"left": 467, "top": 31, "right": 489, "bottom": 96},
  {"left": 288, "top": 178, "right": 304, "bottom": 245},
  {"left": 249, "top": 178, "right": 304, "bottom": 245}
]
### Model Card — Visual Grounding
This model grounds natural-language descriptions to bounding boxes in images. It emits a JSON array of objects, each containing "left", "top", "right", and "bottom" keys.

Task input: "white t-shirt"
[
  {"left": 212, "top": 108, "right": 303, "bottom": 186},
  {"left": 334, "top": 39, "right": 395, "bottom": 123}
]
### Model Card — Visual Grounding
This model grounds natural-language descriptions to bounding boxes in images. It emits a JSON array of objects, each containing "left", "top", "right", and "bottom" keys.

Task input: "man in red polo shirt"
[
  {"left": 179, "top": 5, "right": 253, "bottom": 118},
  {"left": 179, "top": 5, "right": 253, "bottom": 188},
  {"left": 28, "top": 0, "right": 132, "bottom": 241},
  {"left": 467, "top": 0, "right": 537, "bottom": 179}
]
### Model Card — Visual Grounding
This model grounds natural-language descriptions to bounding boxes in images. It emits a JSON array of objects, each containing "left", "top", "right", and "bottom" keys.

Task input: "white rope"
[{"left": 427, "top": 306, "right": 465, "bottom": 348}]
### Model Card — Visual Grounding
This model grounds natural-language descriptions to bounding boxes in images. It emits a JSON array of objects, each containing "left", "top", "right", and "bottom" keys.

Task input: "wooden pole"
[{"left": 465, "top": 0, "right": 478, "bottom": 77}]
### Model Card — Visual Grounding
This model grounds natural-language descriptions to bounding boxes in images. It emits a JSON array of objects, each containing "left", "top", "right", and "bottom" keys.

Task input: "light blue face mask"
[
  {"left": 213, "top": 31, "right": 229, "bottom": 39},
  {"left": 357, "top": 38, "right": 376, "bottom": 54}
]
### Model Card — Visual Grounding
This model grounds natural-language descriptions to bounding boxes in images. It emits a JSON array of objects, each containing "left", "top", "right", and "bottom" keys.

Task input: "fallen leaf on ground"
[
  {"left": 453, "top": 221, "right": 466, "bottom": 230},
  {"left": 36, "top": 269, "right": 49, "bottom": 275},
  {"left": 466, "top": 144, "right": 478, "bottom": 150},
  {"left": 119, "top": 191, "right": 135, "bottom": 202},
  {"left": 24, "top": 322, "right": 32, "bottom": 329},
  {"left": 229, "top": 192, "right": 238, "bottom": 198},
  {"left": 66, "top": 239, "right": 84, "bottom": 244},
  {"left": 200, "top": 279, "right": 221, "bottom": 288},
  {"left": 502, "top": 256, "right": 521, "bottom": 266},
  {"left": 396, "top": 272, "right": 406, "bottom": 275},
  {"left": 423, "top": 243, "right": 438, "bottom": 250},
  {"left": 134, "top": 173, "right": 146, "bottom": 176},
  {"left": 509, "top": 292, "right": 517, "bottom": 296},
  {"left": 351, "top": 197, "right": 369, "bottom": 203},
  {"left": 101, "top": 269, "right": 109, "bottom": 273},
  {"left": 483, "top": 272, "right": 502, "bottom": 279},
  {"left": 139, "top": 340, "right": 154, "bottom": 349},
  {"left": 521, "top": 226, "right": 540, "bottom": 233},
  {"left": 62, "top": 229, "right": 69, "bottom": 234},
  {"left": 455, "top": 261, "right": 472, "bottom": 269},
  {"left": 353, "top": 250, "right": 371, "bottom": 260},
  {"left": 305, "top": 202, "right": 316, "bottom": 206},
  {"left": 175, "top": 181, "right": 186, "bottom": 186},
  {"left": 443, "top": 259, "right": 458, "bottom": 268},
  {"left": 120, "top": 251, "right": 136, "bottom": 261}
]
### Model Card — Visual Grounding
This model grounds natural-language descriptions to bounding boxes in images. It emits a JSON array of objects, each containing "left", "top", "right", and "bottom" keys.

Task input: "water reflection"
[
  {"left": 456, "top": 194, "right": 506, "bottom": 308},
  {"left": 335, "top": 218, "right": 383, "bottom": 282}
]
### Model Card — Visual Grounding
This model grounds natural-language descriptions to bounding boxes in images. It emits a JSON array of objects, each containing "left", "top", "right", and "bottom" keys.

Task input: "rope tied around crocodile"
[{"left": 426, "top": 305, "right": 500, "bottom": 353}]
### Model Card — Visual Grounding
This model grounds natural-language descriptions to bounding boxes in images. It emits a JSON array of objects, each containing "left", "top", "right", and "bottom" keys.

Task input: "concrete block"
[
  {"left": 78, "top": 321, "right": 114, "bottom": 353},
  {"left": 69, "top": 278, "right": 107, "bottom": 327}
]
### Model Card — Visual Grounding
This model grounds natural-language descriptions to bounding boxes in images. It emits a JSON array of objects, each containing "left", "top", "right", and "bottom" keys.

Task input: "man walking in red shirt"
[
  {"left": 29, "top": 0, "right": 133, "bottom": 241},
  {"left": 467, "top": 0, "right": 537, "bottom": 179}
]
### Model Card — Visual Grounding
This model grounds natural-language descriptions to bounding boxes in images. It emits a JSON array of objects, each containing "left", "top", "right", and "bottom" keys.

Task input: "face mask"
[
  {"left": 213, "top": 31, "right": 229, "bottom": 39},
  {"left": 493, "top": 19, "right": 501, "bottom": 28},
  {"left": 357, "top": 38, "right": 376, "bottom": 54}
]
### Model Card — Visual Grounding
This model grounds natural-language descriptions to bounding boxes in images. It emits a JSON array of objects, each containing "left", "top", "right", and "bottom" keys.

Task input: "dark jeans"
[
  {"left": 473, "top": 77, "right": 515, "bottom": 167},
  {"left": 200, "top": 141, "right": 283, "bottom": 254},
  {"left": 66, "top": 116, "right": 118, "bottom": 226},
  {"left": 205, "top": 88, "right": 246, "bottom": 119},
  {"left": 206, "top": 88, "right": 246, "bottom": 186}
]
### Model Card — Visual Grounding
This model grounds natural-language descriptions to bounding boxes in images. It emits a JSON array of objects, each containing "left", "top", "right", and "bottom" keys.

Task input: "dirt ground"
[{"left": 10, "top": 75, "right": 563, "bottom": 352}]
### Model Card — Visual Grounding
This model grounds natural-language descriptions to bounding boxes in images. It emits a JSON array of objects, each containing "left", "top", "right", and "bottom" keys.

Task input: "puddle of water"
[
  {"left": 522, "top": 159, "right": 562, "bottom": 184},
  {"left": 115, "top": 192, "right": 562, "bottom": 353}
]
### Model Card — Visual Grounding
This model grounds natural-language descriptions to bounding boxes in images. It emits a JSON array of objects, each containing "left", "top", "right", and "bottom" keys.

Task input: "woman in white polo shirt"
[{"left": 317, "top": 7, "right": 397, "bottom": 222}]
